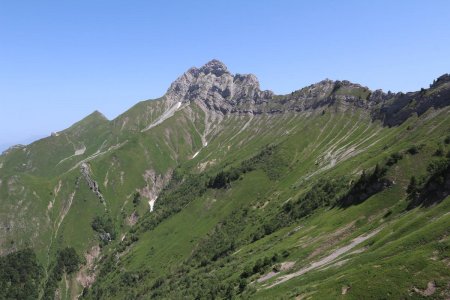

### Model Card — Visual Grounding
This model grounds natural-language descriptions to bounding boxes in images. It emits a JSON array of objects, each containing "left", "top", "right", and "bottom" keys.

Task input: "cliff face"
[
  {"left": 165, "top": 59, "right": 273, "bottom": 113},
  {"left": 164, "top": 60, "right": 450, "bottom": 124},
  {"left": 375, "top": 73, "right": 450, "bottom": 126}
]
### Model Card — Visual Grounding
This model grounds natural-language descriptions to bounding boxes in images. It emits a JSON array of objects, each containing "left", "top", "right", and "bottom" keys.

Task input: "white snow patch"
[
  {"left": 192, "top": 151, "right": 200, "bottom": 159},
  {"left": 149, "top": 197, "right": 157, "bottom": 212},
  {"left": 142, "top": 102, "right": 182, "bottom": 132}
]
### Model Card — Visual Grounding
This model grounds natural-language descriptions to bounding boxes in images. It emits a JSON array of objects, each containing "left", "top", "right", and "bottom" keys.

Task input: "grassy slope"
[
  {"left": 0, "top": 89, "right": 449, "bottom": 299},
  {"left": 83, "top": 104, "right": 450, "bottom": 299}
]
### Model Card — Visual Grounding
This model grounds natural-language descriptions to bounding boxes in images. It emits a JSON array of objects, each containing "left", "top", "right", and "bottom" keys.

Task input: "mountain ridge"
[
  {"left": 2, "top": 60, "right": 449, "bottom": 153},
  {"left": 0, "top": 60, "right": 449, "bottom": 299}
]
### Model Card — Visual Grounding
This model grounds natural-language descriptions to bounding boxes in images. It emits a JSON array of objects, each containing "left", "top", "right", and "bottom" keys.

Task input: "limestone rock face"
[
  {"left": 163, "top": 59, "right": 450, "bottom": 124},
  {"left": 165, "top": 59, "right": 274, "bottom": 113}
]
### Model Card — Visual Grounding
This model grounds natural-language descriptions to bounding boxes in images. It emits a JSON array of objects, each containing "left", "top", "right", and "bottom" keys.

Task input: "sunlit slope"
[
  {"left": 84, "top": 103, "right": 450, "bottom": 299},
  {"left": 1, "top": 60, "right": 449, "bottom": 299}
]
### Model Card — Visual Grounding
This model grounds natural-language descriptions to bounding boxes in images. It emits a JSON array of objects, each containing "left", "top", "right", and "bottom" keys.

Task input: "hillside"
[{"left": 0, "top": 60, "right": 449, "bottom": 299}]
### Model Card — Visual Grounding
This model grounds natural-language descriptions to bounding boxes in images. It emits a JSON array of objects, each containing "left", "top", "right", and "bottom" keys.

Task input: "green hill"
[{"left": 0, "top": 60, "right": 449, "bottom": 299}]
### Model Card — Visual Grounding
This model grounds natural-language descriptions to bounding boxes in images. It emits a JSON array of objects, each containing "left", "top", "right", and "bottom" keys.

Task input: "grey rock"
[
  {"left": 163, "top": 60, "right": 450, "bottom": 125},
  {"left": 165, "top": 59, "right": 274, "bottom": 114}
]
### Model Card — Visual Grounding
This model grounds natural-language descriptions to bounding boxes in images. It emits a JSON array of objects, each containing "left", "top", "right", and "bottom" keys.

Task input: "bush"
[
  {"left": 386, "top": 152, "right": 403, "bottom": 166},
  {"left": 434, "top": 146, "right": 445, "bottom": 157},
  {"left": 241, "top": 255, "right": 278, "bottom": 279},
  {"left": 406, "top": 176, "right": 419, "bottom": 200},
  {"left": 407, "top": 158, "right": 450, "bottom": 209},
  {"left": 92, "top": 215, "right": 116, "bottom": 243},
  {"left": 58, "top": 247, "right": 82, "bottom": 274},
  {"left": 406, "top": 145, "right": 419, "bottom": 155},
  {"left": 444, "top": 136, "right": 450, "bottom": 145},
  {"left": 132, "top": 192, "right": 141, "bottom": 206}
]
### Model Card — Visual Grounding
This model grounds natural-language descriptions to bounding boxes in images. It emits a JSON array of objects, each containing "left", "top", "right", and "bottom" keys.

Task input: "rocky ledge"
[{"left": 163, "top": 60, "right": 450, "bottom": 125}]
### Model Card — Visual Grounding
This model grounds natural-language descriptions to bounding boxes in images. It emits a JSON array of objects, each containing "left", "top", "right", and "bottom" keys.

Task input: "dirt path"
[{"left": 266, "top": 228, "right": 382, "bottom": 288}]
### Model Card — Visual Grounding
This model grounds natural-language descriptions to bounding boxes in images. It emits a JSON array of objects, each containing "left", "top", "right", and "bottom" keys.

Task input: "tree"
[
  {"left": 58, "top": 247, "right": 81, "bottom": 274},
  {"left": 406, "top": 176, "right": 419, "bottom": 200},
  {"left": 238, "top": 278, "right": 247, "bottom": 293},
  {"left": 133, "top": 192, "right": 141, "bottom": 206},
  {"left": 0, "top": 249, "right": 43, "bottom": 300}
]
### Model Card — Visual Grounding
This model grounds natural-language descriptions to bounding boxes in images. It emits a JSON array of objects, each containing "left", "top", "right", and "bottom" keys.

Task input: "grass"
[{"left": 0, "top": 89, "right": 449, "bottom": 299}]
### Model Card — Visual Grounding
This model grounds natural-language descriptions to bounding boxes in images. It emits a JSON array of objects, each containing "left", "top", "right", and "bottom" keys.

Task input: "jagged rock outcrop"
[
  {"left": 163, "top": 60, "right": 450, "bottom": 124},
  {"left": 375, "top": 73, "right": 450, "bottom": 126},
  {"left": 164, "top": 60, "right": 394, "bottom": 115},
  {"left": 139, "top": 169, "right": 172, "bottom": 212},
  {"left": 165, "top": 59, "right": 274, "bottom": 113},
  {"left": 80, "top": 162, "right": 104, "bottom": 201}
]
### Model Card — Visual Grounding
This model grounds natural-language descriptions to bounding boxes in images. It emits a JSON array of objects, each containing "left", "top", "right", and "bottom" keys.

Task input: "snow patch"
[
  {"left": 149, "top": 197, "right": 157, "bottom": 212},
  {"left": 192, "top": 151, "right": 200, "bottom": 159}
]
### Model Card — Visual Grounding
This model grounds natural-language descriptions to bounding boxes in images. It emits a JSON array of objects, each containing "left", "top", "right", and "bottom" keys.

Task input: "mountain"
[{"left": 0, "top": 60, "right": 449, "bottom": 299}]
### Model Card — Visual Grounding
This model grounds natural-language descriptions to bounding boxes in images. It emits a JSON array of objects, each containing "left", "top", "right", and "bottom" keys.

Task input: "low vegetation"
[
  {"left": 0, "top": 249, "right": 43, "bottom": 300},
  {"left": 43, "top": 247, "right": 82, "bottom": 300}
]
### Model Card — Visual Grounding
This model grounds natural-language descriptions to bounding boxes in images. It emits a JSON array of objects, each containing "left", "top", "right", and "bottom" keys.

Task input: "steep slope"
[
  {"left": 85, "top": 104, "right": 450, "bottom": 299},
  {"left": 0, "top": 60, "right": 449, "bottom": 299}
]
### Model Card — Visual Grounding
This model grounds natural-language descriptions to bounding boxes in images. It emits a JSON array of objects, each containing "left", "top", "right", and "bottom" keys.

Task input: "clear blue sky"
[{"left": 1, "top": 0, "right": 450, "bottom": 151}]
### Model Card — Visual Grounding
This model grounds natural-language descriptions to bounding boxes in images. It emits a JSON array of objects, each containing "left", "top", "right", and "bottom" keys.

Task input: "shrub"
[
  {"left": 386, "top": 152, "right": 403, "bottom": 166},
  {"left": 92, "top": 215, "right": 116, "bottom": 243},
  {"left": 406, "top": 145, "right": 419, "bottom": 155},
  {"left": 132, "top": 192, "right": 141, "bottom": 206},
  {"left": 444, "top": 136, "right": 450, "bottom": 144}
]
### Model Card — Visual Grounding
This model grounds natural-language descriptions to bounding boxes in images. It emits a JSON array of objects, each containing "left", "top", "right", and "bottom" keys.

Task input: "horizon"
[{"left": 1, "top": 0, "right": 450, "bottom": 151}]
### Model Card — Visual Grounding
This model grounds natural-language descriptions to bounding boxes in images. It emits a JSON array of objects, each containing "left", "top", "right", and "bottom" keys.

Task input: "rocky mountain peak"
[
  {"left": 199, "top": 59, "right": 229, "bottom": 76},
  {"left": 164, "top": 60, "right": 273, "bottom": 113}
]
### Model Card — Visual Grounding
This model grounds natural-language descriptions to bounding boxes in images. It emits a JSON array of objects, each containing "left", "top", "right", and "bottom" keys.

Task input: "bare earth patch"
[
  {"left": 412, "top": 281, "right": 436, "bottom": 297},
  {"left": 76, "top": 245, "right": 101, "bottom": 288},
  {"left": 342, "top": 285, "right": 351, "bottom": 295},
  {"left": 257, "top": 261, "right": 296, "bottom": 283},
  {"left": 306, "top": 221, "right": 356, "bottom": 259}
]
